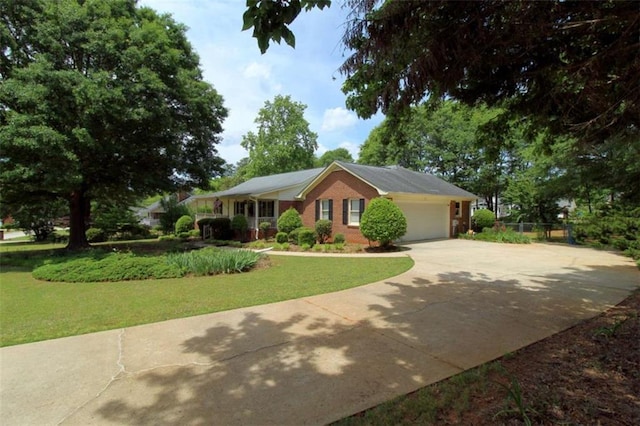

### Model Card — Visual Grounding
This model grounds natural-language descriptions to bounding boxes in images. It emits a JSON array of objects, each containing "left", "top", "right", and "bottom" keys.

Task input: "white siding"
[{"left": 396, "top": 201, "right": 449, "bottom": 241}]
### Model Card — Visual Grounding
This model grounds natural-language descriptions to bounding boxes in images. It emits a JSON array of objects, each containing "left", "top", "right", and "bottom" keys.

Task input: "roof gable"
[{"left": 297, "top": 161, "right": 477, "bottom": 200}]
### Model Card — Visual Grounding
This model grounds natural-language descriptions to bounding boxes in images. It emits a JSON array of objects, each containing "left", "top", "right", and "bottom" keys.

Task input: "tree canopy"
[
  {"left": 0, "top": 0, "right": 227, "bottom": 249},
  {"left": 339, "top": 1, "right": 638, "bottom": 148},
  {"left": 241, "top": 95, "right": 318, "bottom": 178},
  {"left": 315, "top": 147, "right": 354, "bottom": 167},
  {"left": 245, "top": 1, "right": 638, "bottom": 185}
]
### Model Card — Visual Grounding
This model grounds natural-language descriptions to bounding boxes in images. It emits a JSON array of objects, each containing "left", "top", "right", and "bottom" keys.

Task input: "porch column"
[{"left": 254, "top": 199, "right": 259, "bottom": 240}]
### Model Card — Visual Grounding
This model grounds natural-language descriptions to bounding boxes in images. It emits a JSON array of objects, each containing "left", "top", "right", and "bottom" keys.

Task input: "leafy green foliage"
[
  {"left": 231, "top": 215, "right": 248, "bottom": 241},
  {"left": 241, "top": 95, "right": 318, "bottom": 178},
  {"left": 175, "top": 215, "right": 194, "bottom": 234},
  {"left": 4, "top": 199, "right": 66, "bottom": 242},
  {"left": 91, "top": 201, "right": 142, "bottom": 239},
  {"left": 198, "top": 217, "right": 232, "bottom": 240},
  {"left": 259, "top": 221, "right": 271, "bottom": 238},
  {"left": 459, "top": 228, "right": 531, "bottom": 244},
  {"left": 315, "top": 148, "right": 354, "bottom": 167},
  {"left": 340, "top": 1, "right": 638, "bottom": 153},
  {"left": 473, "top": 209, "right": 496, "bottom": 231},
  {"left": 86, "top": 228, "right": 106, "bottom": 243},
  {"left": 360, "top": 198, "right": 407, "bottom": 248},
  {"left": 573, "top": 206, "right": 640, "bottom": 261},
  {"left": 275, "top": 232, "right": 288, "bottom": 244},
  {"left": 315, "top": 219, "right": 332, "bottom": 244},
  {"left": 242, "top": 0, "right": 330, "bottom": 53},
  {"left": 0, "top": 0, "right": 227, "bottom": 249},
  {"left": 297, "top": 227, "right": 316, "bottom": 247},
  {"left": 277, "top": 208, "right": 303, "bottom": 234},
  {"left": 159, "top": 196, "right": 191, "bottom": 234},
  {"left": 333, "top": 233, "right": 345, "bottom": 244},
  {"left": 167, "top": 248, "right": 262, "bottom": 275},
  {"left": 32, "top": 252, "right": 184, "bottom": 282}
]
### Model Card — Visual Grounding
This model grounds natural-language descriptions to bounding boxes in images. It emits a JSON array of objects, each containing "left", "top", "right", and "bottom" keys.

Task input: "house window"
[
  {"left": 455, "top": 202, "right": 461, "bottom": 218},
  {"left": 316, "top": 199, "right": 333, "bottom": 220},
  {"left": 234, "top": 201, "right": 245, "bottom": 216},
  {"left": 258, "top": 200, "right": 275, "bottom": 218},
  {"left": 343, "top": 198, "right": 364, "bottom": 226}
]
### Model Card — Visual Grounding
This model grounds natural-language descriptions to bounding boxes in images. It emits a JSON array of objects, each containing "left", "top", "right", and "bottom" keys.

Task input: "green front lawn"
[{"left": 0, "top": 246, "right": 413, "bottom": 347}]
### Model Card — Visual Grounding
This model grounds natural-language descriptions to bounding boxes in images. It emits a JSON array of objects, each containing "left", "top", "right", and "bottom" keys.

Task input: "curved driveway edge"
[{"left": 1, "top": 240, "right": 638, "bottom": 425}]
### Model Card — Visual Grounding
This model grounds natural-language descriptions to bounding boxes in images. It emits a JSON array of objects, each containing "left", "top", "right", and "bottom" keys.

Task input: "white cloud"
[
  {"left": 321, "top": 107, "right": 358, "bottom": 132},
  {"left": 243, "top": 62, "right": 271, "bottom": 80}
]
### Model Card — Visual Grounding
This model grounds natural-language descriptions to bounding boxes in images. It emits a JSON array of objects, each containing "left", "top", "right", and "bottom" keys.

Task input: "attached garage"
[{"left": 396, "top": 201, "right": 450, "bottom": 241}]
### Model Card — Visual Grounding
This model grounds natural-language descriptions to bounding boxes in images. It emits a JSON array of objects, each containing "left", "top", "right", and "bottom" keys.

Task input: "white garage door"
[{"left": 396, "top": 201, "right": 449, "bottom": 241}]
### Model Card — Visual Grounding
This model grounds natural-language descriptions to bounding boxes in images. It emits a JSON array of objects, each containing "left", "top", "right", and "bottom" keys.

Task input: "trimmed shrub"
[
  {"left": 315, "top": 219, "right": 332, "bottom": 244},
  {"left": 32, "top": 252, "right": 184, "bottom": 282},
  {"left": 277, "top": 208, "right": 303, "bottom": 234},
  {"left": 86, "top": 227, "right": 106, "bottom": 243},
  {"left": 333, "top": 233, "right": 345, "bottom": 244},
  {"left": 472, "top": 209, "right": 496, "bottom": 231},
  {"left": 198, "top": 217, "right": 232, "bottom": 240},
  {"left": 298, "top": 227, "right": 316, "bottom": 247},
  {"left": 360, "top": 198, "right": 407, "bottom": 248},
  {"left": 259, "top": 221, "right": 272, "bottom": 239},
  {"left": 231, "top": 215, "right": 248, "bottom": 241},
  {"left": 276, "top": 232, "right": 288, "bottom": 244},
  {"left": 175, "top": 215, "right": 194, "bottom": 234},
  {"left": 288, "top": 227, "right": 303, "bottom": 244}
]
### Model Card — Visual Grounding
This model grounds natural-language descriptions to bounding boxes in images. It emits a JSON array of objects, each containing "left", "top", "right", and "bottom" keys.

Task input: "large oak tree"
[{"left": 1, "top": 0, "right": 227, "bottom": 249}]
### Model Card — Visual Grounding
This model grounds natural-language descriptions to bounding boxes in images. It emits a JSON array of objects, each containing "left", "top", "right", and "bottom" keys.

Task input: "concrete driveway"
[{"left": 1, "top": 240, "right": 638, "bottom": 425}]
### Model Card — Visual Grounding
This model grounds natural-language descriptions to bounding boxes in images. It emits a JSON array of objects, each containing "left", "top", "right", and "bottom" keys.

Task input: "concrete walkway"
[{"left": 1, "top": 240, "right": 638, "bottom": 425}]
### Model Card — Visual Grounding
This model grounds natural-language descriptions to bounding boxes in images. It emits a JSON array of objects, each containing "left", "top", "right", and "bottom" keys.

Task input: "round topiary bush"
[
  {"left": 276, "top": 231, "right": 288, "bottom": 244},
  {"left": 472, "top": 208, "right": 496, "bottom": 231},
  {"left": 175, "top": 215, "right": 194, "bottom": 234},
  {"left": 333, "top": 233, "right": 345, "bottom": 244},
  {"left": 277, "top": 208, "right": 303, "bottom": 234},
  {"left": 360, "top": 197, "right": 407, "bottom": 248}
]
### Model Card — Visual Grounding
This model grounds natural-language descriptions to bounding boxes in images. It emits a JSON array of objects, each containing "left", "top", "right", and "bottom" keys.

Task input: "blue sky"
[{"left": 140, "top": 0, "right": 384, "bottom": 166}]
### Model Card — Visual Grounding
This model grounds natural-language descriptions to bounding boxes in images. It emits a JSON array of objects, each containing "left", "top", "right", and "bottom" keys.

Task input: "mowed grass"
[{"left": 0, "top": 249, "right": 413, "bottom": 347}]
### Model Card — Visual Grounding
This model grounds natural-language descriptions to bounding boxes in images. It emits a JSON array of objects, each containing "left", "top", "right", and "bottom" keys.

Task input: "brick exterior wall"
[
  {"left": 300, "top": 170, "right": 379, "bottom": 244},
  {"left": 278, "top": 200, "right": 302, "bottom": 215}
]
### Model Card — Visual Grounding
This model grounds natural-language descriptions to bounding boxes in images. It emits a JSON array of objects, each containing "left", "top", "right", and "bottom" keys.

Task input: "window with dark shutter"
[
  {"left": 328, "top": 199, "right": 333, "bottom": 221},
  {"left": 315, "top": 200, "right": 320, "bottom": 221}
]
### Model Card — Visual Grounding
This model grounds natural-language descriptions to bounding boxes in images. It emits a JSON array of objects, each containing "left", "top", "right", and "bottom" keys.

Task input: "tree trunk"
[{"left": 66, "top": 187, "right": 90, "bottom": 250}]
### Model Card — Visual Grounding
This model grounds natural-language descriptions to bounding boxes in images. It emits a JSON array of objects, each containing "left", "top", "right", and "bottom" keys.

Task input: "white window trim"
[
  {"left": 320, "top": 199, "right": 331, "bottom": 220},
  {"left": 348, "top": 198, "right": 361, "bottom": 226}
]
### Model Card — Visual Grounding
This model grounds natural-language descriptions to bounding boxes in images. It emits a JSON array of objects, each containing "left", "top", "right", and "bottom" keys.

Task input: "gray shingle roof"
[
  {"left": 203, "top": 162, "right": 476, "bottom": 200},
  {"left": 211, "top": 167, "right": 325, "bottom": 197},
  {"left": 334, "top": 161, "right": 477, "bottom": 198}
]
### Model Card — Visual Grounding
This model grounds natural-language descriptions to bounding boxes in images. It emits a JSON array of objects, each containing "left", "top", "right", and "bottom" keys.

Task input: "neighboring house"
[
  {"left": 185, "top": 161, "right": 476, "bottom": 244},
  {"left": 136, "top": 192, "right": 191, "bottom": 227}
]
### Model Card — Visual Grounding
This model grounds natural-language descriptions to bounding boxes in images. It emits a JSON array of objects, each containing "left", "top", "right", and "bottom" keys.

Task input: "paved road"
[{"left": 1, "top": 240, "right": 638, "bottom": 425}]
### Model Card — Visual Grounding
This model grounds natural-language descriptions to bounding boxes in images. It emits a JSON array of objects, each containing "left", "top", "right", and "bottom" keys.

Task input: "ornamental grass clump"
[{"left": 167, "top": 247, "right": 262, "bottom": 275}]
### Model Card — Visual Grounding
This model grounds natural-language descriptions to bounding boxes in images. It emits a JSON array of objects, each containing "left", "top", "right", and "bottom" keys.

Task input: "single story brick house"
[{"left": 184, "top": 161, "right": 477, "bottom": 244}]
